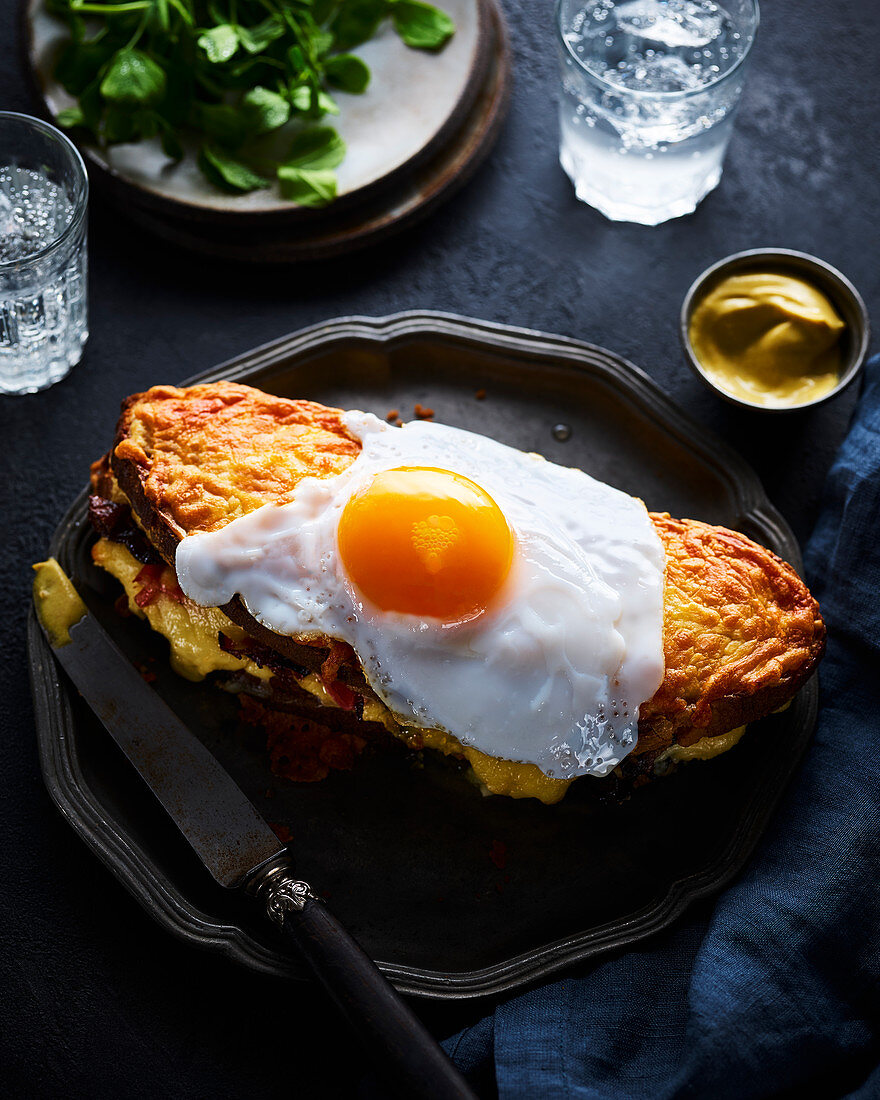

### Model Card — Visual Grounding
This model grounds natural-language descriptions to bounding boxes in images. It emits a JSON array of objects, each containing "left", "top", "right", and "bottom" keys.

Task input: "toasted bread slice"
[{"left": 96, "top": 381, "right": 825, "bottom": 765}]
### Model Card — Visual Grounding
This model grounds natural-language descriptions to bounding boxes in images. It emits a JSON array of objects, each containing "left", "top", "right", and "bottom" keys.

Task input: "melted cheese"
[
  {"left": 293, "top": 670, "right": 572, "bottom": 801},
  {"left": 92, "top": 538, "right": 747, "bottom": 803},
  {"left": 91, "top": 539, "right": 271, "bottom": 684},
  {"left": 655, "top": 725, "right": 747, "bottom": 768}
]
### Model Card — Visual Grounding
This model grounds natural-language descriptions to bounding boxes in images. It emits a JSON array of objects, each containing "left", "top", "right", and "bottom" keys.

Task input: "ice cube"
[{"left": 615, "top": 0, "right": 723, "bottom": 48}]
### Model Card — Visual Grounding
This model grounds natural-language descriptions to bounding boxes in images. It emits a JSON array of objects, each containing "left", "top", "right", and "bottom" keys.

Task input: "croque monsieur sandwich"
[{"left": 88, "top": 382, "right": 825, "bottom": 805}]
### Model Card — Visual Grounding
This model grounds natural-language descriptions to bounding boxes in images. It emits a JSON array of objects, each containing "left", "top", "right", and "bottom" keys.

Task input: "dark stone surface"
[{"left": 2, "top": 0, "right": 877, "bottom": 1096}]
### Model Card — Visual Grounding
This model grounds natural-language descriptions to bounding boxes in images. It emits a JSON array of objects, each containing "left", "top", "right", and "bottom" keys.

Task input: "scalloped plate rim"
[{"left": 29, "top": 312, "right": 818, "bottom": 998}]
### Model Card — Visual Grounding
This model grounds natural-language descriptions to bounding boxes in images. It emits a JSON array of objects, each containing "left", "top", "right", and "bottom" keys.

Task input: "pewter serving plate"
[{"left": 29, "top": 313, "right": 818, "bottom": 999}]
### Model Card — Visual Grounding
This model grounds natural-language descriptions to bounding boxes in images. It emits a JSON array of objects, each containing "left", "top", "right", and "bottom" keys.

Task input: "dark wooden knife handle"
[{"left": 281, "top": 897, "right": 477, "bottom": 1100}]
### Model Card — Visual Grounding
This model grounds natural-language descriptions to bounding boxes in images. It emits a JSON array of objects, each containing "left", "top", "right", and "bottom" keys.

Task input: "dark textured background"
[{"left": 2, "top": 1, "right": 878, "bottom": 1096}]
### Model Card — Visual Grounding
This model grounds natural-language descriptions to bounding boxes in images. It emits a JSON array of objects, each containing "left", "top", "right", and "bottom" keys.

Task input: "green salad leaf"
[
  {"left": 50, "top": 0, "right": 457, "bottom": 203},
  {"left": 197, "top": 24, "right": 239, "bottom": 64},
  {"left": 199, "top": 144, "right": 271, "bottom": 191},
  {"left": 100, "top": 49, "right": 167, "bottom": 104},
  {"left": 237, "top": 16, "right": 285, "bottom": 54},
  {"left": 277, "top": 166, "right": 337, "bottom": 206},
  {"left": 56, "top": 105, "right": 87, "bottom": 128},
  {"left": 390, "top": 0, "right": 455, "bottom": 49},
  {"left": 324, "top": 54, "right": 370, "bottom": 94},
  {"left": 330, "top": 0, "right": 387, "bottom": 51},
  {"left": 242, "top": 86, "right": 291, "bottom": 134},
  {"left": 283, "top": 126, "right": 347, "bottom": 171}
]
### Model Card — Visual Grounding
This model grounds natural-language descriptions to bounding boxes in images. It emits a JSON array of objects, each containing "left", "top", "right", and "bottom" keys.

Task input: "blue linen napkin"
[{"left": 444, "top": 355, "right": 880, "bottom": 1099}]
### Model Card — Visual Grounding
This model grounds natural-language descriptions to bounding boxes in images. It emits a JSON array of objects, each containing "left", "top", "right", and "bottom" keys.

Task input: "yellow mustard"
[
  {"left": 32, "top": 558, "right": 87, "bottom": 647},
  {"left": 689, "top": 271, "right": 846, "bottom": 407}
]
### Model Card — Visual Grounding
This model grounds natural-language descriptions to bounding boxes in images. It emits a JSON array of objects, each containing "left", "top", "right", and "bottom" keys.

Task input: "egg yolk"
[{"left": 337, "top": 467, "right": 513, "bottom": 621}]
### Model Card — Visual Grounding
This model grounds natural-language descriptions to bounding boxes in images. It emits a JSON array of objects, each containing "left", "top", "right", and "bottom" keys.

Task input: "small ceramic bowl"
[{"left": 680, "top": 248, "right": 871, "bottom": 411}]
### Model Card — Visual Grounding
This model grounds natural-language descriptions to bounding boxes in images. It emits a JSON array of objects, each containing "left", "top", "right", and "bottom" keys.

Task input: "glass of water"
[
  {"left": 0, "top": 112, "right": 88, "bottom": 395},
  {"left": 556, "top": 0, "right": 759, "bottom": 225}
]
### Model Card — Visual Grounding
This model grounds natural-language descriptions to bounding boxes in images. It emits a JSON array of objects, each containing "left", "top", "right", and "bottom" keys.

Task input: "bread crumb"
[
  {"left": 414, "top": 403, "right": 434, "bottom": 420},
  {"left": 489, "top": 839, "right": 507, "bottom": 869},
  {"left": 385, "top": 408, "right": 399, "bottom": 422},
  {"left": 475, "top": 389, "right": 487, "bottom": 401}
]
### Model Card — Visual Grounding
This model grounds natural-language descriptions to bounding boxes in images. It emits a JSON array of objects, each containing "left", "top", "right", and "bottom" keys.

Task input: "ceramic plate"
[
  {"left": 26, "top": 0, "right": 492, "bottom": 214},
  {"left": 29, "top": 313, "right": 818, "bottom": 998},
  {"left": 98, "top": 10, "right": 510, "bottom": 261}
]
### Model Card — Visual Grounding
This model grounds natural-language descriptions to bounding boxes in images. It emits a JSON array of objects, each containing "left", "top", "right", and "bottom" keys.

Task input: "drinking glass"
[
  {"left": 556, "top": 0, "right": 759, "bottom": 225},
  {"left": 0, "top": 112, "right": 89, "bottom": 394}
]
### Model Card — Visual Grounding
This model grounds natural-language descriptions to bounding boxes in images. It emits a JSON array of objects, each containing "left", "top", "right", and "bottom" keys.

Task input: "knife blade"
[
  {"left": 32, "top": 559, "right": 476, "bottom": 1100},
  {"left": 59, "top": 609, "right": 285, "bottom": 886}
]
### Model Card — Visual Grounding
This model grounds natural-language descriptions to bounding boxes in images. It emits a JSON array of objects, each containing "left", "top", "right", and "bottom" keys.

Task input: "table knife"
[{"left": 32, "top": 559, "right": 476, "bottom": 1100}]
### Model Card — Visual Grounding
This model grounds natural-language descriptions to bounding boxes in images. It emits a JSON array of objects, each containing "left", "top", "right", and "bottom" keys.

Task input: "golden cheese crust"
[
  {"left": 101, "top": 382, "right": 825, "bottom": 758},
  {"left": 636, "top": 515, "right": 824, "bottom": 755},
  {"left": 112, "top": 382, "right": 360, "bottom": 537}
]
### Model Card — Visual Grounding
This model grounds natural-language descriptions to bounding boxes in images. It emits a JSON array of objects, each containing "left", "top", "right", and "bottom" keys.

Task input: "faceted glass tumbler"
[{"left": 0, "top": 112, "right": 89, "bottom": 395}]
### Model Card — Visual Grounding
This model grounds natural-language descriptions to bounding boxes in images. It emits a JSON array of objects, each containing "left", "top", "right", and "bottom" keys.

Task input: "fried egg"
[{"left": 175, "top": 413, "right": 666, "bottom": 779}]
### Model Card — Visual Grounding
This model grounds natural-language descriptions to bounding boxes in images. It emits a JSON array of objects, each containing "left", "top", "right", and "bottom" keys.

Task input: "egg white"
[{"left": 175, "top": 413, "right": 666, "bottom": 779}]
